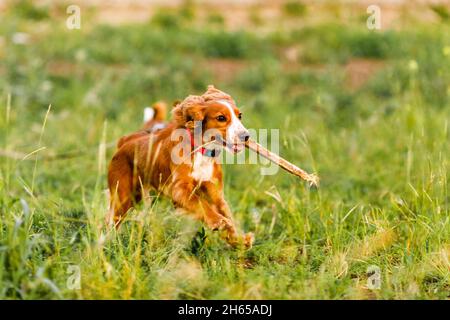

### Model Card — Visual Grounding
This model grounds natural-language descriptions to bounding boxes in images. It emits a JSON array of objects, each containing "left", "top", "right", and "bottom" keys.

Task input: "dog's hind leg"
[{"left": 107, "top": 154, "right": 141, "bottom": 227}]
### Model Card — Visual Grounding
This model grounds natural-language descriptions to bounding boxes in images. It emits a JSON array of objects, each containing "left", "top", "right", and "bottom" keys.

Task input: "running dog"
[{"left": 107, "top": 85, "right": 253, "bottom": 248}]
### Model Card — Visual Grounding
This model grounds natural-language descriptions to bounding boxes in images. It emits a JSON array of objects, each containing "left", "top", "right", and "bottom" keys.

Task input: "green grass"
[
  {"left": 0, "top": 4, "right": 449, "bottom": 299},
  {"left": 283, "top": 1, "right": 307, "bottom": 17}
]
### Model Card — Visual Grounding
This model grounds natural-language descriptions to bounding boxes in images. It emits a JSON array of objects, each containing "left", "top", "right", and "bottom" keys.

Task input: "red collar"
[{"left": 186, "top": 128, "right": 219, "bottom": 157}]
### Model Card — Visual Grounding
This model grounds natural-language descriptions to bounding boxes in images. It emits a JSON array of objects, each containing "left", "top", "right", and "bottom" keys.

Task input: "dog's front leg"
[
  {"left": 202, "top": 182, "right": 232, "bottom": 218},
  {"left": 203, "top": 182, "right": 254, "bottom": 249},
  {"left": 171, "top": 179, "right": 234, "bottom": 233}
]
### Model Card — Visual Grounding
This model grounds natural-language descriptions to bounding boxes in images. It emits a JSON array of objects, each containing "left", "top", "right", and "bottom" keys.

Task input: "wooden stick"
[{"left": 245, "top": 139, "right": 319, "bottom": 187}]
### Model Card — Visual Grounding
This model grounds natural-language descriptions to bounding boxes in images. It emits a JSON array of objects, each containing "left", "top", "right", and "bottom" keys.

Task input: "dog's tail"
[{"left": 143, "top": 101, "right": 167, "bottom": 123}]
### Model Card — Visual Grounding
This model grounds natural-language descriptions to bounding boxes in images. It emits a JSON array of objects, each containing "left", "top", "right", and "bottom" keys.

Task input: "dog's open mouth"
[
  {"left": 228, "top": 143, "right": 245, "bottom": 154},
  {"left": 216, "top": 136, "right": 245, "bottom": 154}
]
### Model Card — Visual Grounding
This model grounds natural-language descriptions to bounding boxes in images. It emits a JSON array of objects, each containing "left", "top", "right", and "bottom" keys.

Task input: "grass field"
[{"left": 0, "top": 1, "right": 449, "bottom": 299}]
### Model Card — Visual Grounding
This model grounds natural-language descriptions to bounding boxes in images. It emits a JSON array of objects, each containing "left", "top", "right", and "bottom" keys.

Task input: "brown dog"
[{"left": 107, "top": 85, "right": 253, "bottom": 248}]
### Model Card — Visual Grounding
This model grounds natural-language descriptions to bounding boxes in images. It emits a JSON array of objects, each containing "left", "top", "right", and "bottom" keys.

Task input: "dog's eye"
[
  {"left": 238, "top": 113, "right": 242, "bottom": 120},
  {"left": 216, "top": 115, "right": 227, "bottom": 122}
]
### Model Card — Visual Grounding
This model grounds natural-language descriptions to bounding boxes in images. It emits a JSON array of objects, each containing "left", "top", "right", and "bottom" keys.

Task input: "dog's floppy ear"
[
  {"left": 183, "top": 104, "right": 206, "bottom": 129},
  {"left": 172, "top": 102, "right": 206, "bottom": 129}
]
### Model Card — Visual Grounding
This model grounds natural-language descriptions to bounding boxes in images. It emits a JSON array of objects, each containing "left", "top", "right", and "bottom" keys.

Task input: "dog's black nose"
[{"left": 238, "top": 131, "right": 250, "bottom": 142}]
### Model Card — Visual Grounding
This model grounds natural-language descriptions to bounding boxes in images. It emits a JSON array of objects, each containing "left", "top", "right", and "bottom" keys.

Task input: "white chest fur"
[{"left": 191, "top": 152, "right": 215, "bottom": 182}]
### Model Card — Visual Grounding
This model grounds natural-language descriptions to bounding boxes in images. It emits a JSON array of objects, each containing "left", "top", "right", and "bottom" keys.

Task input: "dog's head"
[{"left": 172, "top": 85, "right": 249, "bottom": 153}]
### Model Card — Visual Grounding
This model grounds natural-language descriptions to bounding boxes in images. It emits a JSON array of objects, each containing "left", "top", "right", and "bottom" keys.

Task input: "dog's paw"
[
  {"left": 208, "top": 215, "right": 233, "bottom": 231},
  {"left": 242, "top": 232, "right": 254, "bottom": 249},
  {"left": 226, "top": 232, "right": 254, "bottom": 250}
]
